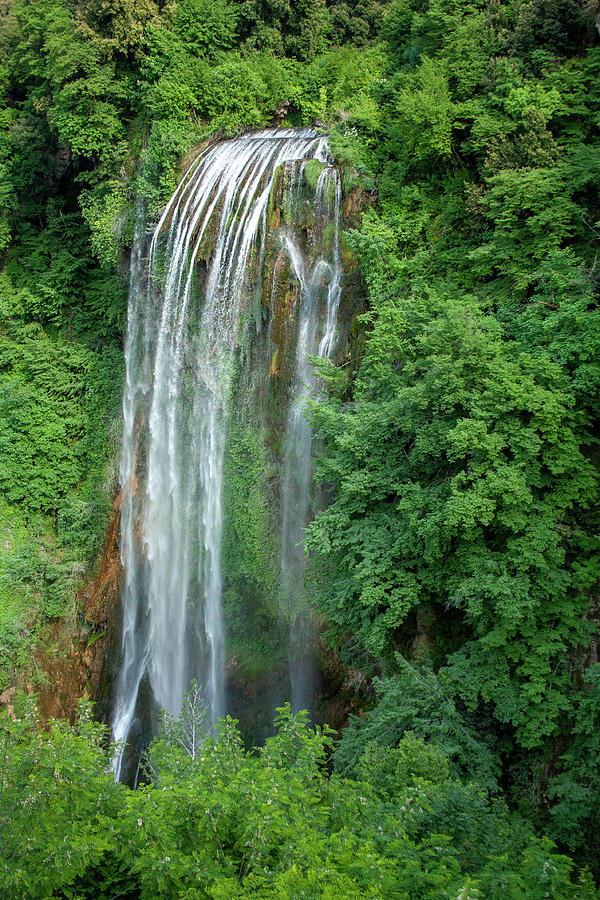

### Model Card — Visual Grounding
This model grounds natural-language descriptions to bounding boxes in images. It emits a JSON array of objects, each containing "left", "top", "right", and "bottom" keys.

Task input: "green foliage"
[
  {"left": 10, "top": 0, "right": 127, "bottom": 156},
  {"left": 80, "top": 178, "right": 135, "bottom": 265},
  {"left": 0, "top": 699, "right": 128, "bottom": 897},
  {"left": 547, "top": 663, "right": 600, "bottom": 862},
  {"left": 174, "top": 0, "right": 239, "bottom": 56},
  {"left": 0, "top": 698, "right": 593, "bottom": 899},
  {"left": 0, "top": 109, "right": 17, "bottom": 252},
  {"left": 300, "top": 44, "right": 385, "bottom": 132},
  {"left": 391, "top": 55, "right": 458, "bottom": 162},
  {"left": 511, "top": 0, "right": 588, "bottom": 61},
  {"left": 307, "top": 286, "right": 597, "bottom": 748},
  {"left": 355, "top": 731, "right": 450, "bottom": 798},
  {"left": 0, "top": 254, "right": 123, "bottom": 517},
  {"left": 303, "top": 0, "right": 600, "bottom": 870},
  {"left": 0, "top": 495, "right": 96, "bottom": 691},
  {"left": 223, "top": 420, "right": 277, "bottom": 594},
  {"left": 153, "top": 679, "right": 212, "bottom": 766},
  {"left": 334, "top": 656, "right": 498, "bottom": 790},
  {"left": 0, "top": 215, "right": 123, "bottom": 683},
  {"left": 0, "top": 505, "right": 38, "bottom": 688},
  {"left": 235, "top": 0, "right": 329, "bottom": 60},
  {"left": 0, "top": 302, "right": 89, "bottom": 513},
  {"left": 327, "top": 0, "right": 389, "bottom": 46}
]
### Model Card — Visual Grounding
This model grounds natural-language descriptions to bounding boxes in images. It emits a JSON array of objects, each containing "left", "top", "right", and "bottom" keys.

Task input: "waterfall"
[
  {"left": 112, "top": 130, "right": 341, "bottom": 779},
  {"left": 279, "top": 164, "right": 342, "bottom": 712}
]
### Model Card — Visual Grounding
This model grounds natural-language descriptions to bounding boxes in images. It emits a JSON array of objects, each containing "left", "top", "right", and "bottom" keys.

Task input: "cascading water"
[
  {"left": 279, "top": 164, "right": 342, "bottom": 712},
  {"left": 112, "top": 129, "right": 342, "bottom": 780}
]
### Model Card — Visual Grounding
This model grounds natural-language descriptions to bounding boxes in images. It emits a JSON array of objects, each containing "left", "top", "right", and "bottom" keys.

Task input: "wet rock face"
[
  {"left": 342, "top": 185, "right": 374, "bottom": 226},
  {"left": 266, "top": 252, "right": 299, "bottom": 383}
]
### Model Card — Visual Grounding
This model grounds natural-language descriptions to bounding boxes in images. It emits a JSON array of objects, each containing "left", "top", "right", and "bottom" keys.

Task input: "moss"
[
  {"left": 266, "top": 162, "right": 286, "bottom": 231},
  {"left": 303, "top": 159, "right": 326, "bottom": 192},
  {"left": 340, "top": 233, "right": 359, "bottom": 271},
  {"left": 266, "top": 254, "right": 299, "bottom": 383},
  {"left": 86, "top": 628, "right": 108, "bottom": 649},
  {"left": 226, "top": 596, "right": 287, "bottom": 681},
  {"left": 221, "top": 418, "right": 278, "bottom": 610}
]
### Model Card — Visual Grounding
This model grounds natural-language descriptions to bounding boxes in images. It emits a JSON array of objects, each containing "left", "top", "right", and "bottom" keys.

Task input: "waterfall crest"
[{"left": 112, "top": 129, "right": 341, "bottom": 780}]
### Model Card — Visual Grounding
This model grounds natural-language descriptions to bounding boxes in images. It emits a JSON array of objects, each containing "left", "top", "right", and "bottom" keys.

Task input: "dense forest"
[{"left": 0, "top": 0, "right": 599, "bottom": 896}]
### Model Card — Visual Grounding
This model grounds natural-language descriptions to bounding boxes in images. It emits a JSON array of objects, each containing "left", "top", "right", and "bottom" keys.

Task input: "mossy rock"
[
  {"left": 303, "top": 159, "right": 326, "bottom": 192},
  {"left": 227, "top": 639, "right": 286, "bottom": 683}
]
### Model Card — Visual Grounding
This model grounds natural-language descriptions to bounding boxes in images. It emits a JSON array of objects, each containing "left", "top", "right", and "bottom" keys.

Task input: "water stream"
[{"left": 279, "top": 164, "right": 342, "bottom": 712}]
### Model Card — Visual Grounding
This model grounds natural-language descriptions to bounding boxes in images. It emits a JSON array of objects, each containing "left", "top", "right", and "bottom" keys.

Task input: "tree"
[
  {"left": 157, "top": 679, "right": 211, "bottom": 761},
  {"left": 0, "top": 698, "right": 128, "bottom": 897},
  {"left": 306, "top": 286, "right": 598, "bottom": 750}
]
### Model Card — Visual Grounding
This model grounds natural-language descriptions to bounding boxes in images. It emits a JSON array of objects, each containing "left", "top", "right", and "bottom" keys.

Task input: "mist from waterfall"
[{"left": 112, "top": 129, "right": 340, "bottom": 780}]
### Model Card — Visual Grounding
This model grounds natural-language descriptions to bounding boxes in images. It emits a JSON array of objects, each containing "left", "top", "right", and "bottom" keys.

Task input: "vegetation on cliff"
[
  {"left": 306, "top": 0, "right": 600, "bottom": 871},
  {"left": 0, "top": 0, "right": 599, "bottom": 893}
]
